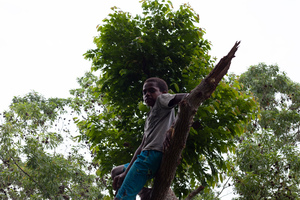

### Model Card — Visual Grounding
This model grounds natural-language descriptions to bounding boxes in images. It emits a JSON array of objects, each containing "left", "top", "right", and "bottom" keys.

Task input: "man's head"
[{"left": 143, "top": 77, "right": 168, "bottom": 107}]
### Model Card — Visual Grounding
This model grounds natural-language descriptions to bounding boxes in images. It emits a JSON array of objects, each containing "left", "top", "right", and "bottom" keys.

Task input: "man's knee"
[{"left": 111, "top": 165, "right": 125, "bottom": 179}]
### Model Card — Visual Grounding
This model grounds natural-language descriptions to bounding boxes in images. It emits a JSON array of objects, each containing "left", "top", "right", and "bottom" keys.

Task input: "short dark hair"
[{"left": 144, "top": 77, "right": 168, "bottom": 92}]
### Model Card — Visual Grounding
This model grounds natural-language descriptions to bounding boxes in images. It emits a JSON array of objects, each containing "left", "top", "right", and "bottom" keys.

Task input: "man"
[{"left": 112, "top": 77, "right": 186, "bottom": 200}]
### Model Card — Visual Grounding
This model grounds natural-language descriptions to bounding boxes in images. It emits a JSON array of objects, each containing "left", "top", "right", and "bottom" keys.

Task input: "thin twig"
[
  {"left": 11, "top": 156, "right": 38, "bottom": 184},
  {"left": 216, "top": 176, "right": 231, "bottom": 199},
  {"left": 11, "top": 156, "right": 53, "bottom": 200}
]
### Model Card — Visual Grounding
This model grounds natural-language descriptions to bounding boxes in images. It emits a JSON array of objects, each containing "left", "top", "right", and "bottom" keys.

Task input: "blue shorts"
[{"left": 116, "top": 150, "right": 163, "bottom": 200}]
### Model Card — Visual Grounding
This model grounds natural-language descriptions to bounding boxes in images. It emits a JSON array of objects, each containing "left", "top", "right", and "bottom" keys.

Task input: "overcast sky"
[
  {"left": 1, "top": 0, "right": 299, "bottom": 112},
  {"left": 1, "top": 0, "right": 299, "bottom": 198}
]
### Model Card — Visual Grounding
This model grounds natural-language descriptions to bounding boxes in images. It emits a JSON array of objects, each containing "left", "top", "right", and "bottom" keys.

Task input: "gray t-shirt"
[{"left": 142, "top": 93, "right": 176, "bottom": 152}]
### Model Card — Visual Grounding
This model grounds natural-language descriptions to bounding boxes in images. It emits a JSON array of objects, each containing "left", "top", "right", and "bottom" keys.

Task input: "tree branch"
[
  {"left": 11, "top": 156, "right": 38, "bottom": 185},
  {"left": 185, "top": 185, "right": 205, "bottom": 200},
  {"left": 150, "top": 41, "right": 241, "bottom": 200},
  {"left": 11, "top": 156, "right": 53, "bottom": 199},
  {"left": 216, "top": 177, "right": 231, "bottom": 199}
]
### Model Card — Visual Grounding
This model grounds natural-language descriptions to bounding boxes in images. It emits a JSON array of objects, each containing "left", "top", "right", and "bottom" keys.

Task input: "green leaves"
[
  {"left": 0, "top": 92, "right": 105, "bottom": 199},
  {"left": 231, "top": 63, "right": 300, "bottom": 199},
  {"left": 76, "top": 0, "right": 258, "bottom": 198},
  {"left": 85, "top": 0, "right": 212, "bottom": 108},
  {"left": 233, "top": 132, "right": 300, "bottom": 199}
]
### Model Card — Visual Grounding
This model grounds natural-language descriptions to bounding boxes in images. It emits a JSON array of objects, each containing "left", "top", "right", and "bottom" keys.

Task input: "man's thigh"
[{"left": 116, "top": 151, "right": 162, "bottom": 199}]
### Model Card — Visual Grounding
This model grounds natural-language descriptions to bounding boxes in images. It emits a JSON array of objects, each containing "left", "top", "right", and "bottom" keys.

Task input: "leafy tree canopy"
[
  {"left": 74, "top": 0, "right": 258, "bottom": 198},
  {"left": 232, "top": 63, "right": 300, "bottom": 199},
  {"left": 0, "top": 92, "right": 104, "bottom": 199}
]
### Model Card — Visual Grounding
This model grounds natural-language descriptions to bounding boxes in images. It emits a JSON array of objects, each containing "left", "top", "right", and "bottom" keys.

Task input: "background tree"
[
  {"left": 76, "top": 0, "right": 258, "bottom": 198},
  {"left": 0, "top": 92, "right": 105, "bottom": 199},
  {"left": 231, "top": 63, "right": 300, "bottom": 199}
]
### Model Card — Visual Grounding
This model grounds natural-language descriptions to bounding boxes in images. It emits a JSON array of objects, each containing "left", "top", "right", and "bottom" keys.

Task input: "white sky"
[
  {"left": 1, "top": 0, "right": 299, "bottom": 198},
  {"left": 1, "top": 0, "right": 300, "bottom": 112}
]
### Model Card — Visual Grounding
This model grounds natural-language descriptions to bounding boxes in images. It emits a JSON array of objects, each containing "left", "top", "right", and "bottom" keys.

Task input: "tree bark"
[
  {"left": 149, "top": 41, "right": 241, "bottom": 200},
  {"left": 185, "top": 185, "right": 205, "bottom": 200}
]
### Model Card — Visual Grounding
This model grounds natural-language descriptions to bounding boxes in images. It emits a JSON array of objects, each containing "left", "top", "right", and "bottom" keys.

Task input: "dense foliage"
[
  {"left": 232, "top": 63, "right": 300, "bottom": 199},
  {"left": 2, "top": 1, "right": 299, "bottom": 200},
  {"left": 0, "top": 92, "right": 104, "bottom": 199},
  {"left": 75, "top": 0, "right": 258, "bottom": 198}
]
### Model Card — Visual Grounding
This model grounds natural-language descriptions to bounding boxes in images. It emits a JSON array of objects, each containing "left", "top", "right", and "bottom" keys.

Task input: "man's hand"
[{"left": 113, "top": 172, "right": 126, "bottom": 191}]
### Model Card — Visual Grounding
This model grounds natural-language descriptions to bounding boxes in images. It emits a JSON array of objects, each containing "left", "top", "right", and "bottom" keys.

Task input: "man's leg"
[{"left": 115, "top": 151, "right": 162, "bottom": 200}]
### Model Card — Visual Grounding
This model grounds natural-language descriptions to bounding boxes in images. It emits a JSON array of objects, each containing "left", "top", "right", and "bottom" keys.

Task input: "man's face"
[{"left": 143, "top": 82, "right": 164, "bottom": 107}]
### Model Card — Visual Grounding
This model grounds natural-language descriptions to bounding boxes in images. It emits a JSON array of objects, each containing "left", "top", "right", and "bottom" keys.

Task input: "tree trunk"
[{"left": 149, "top": 41, "right": 241, "bottom": 200}]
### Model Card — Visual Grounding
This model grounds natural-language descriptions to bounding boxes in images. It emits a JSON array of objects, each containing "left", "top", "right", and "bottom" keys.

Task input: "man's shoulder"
[
  {"left": 155, "top": 93, "right": 176, "bottom": 109},
  {"left": 157, "top": 93, "right": 176, "bottom": 101}
]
